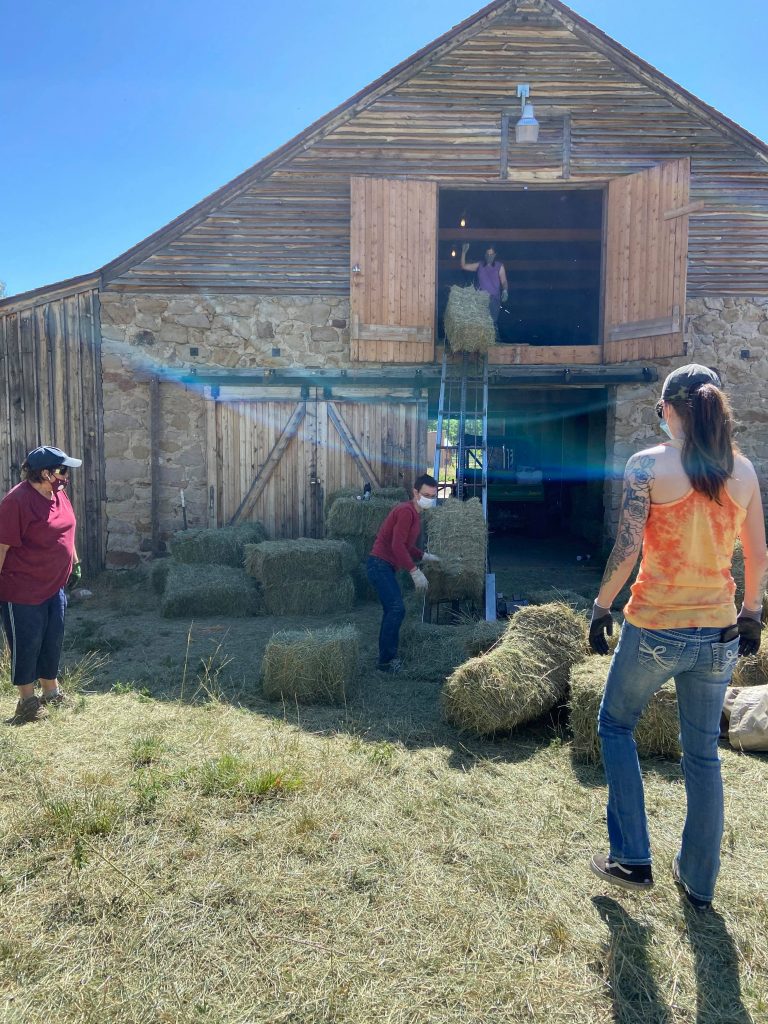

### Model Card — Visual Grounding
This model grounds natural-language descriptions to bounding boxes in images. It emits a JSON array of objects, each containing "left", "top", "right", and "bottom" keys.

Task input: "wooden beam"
[
  {"left": 439, "top": 228, "right": 602, "bottom": 242},
  {"left": 228, "top": 401, "right": 306, "bottom": 524},
  {"left": 326, "top": 402, "right": 383, "bottom": 489},
  {"left": 663, "top": 201, "right": 705, "bottom": 220},
  {"left": 608, "top": 309, "right": 681, "bottom": 343}
]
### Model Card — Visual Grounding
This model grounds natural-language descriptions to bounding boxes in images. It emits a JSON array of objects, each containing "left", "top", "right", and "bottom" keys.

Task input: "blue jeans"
[
  {"left": 366, "top": 556, "right": 405, "bottom": 666},
  {"left": 598, "top": 621, "right": 739, "bottom": 902},
  {"left": 1, "top": 589, "right": 68, "bottom": 686}
]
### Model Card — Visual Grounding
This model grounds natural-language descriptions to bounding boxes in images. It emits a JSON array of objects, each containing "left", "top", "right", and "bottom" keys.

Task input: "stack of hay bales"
[
  {"left": 422, "top": 498, "right": 487, "bottom": 605},
  {"left": 158, "top": 523, "right": 266, "bottom": 618},
  {"left": 443, "top": 285, "right": 496, "bottom": 353},
  {"left": 569, "top": 658, "right": 680, "bottom": 763},
  {"left": 262, "top": 625, "right": 359, "bottom": 704},
  {"left": 326, "top": 486, "right": 408, "bottom": 511},
  {"left": 245, "top": 538, "right": 356, "bottom": 616},
  {"left": 442, "top": 603, "right": 586, "bottom": 735},
  {"left": 326, "top": 495, "right": 403, "bottom": 599}
]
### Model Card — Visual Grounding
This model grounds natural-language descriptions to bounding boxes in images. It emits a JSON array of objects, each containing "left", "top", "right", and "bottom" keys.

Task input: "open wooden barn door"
[
  {"left": 350, "top": 176, "right": 437, "bottom": 363},
  {"left": 603, "top": 158, "right": 690, "bottom": 363}
]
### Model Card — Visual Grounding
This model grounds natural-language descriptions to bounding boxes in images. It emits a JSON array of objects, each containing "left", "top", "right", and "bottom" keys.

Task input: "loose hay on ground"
[
  {"left": 170, "top": 523, "right": 266, "bottom": 566},
  {"left": 161, "top": 563, "right": 263, "bottom": 618},
  {"left": 569, "top": 657, "right": 680, "bottom": 763},
  {"left": 262, "top": 625, "right": 359, "bottom": 703},
  {"left": 443, "top": 285, "right": 496, "bottom": 353},
  {"left": 423, "top": 498, "right": 487, "bottom": 604},
  {"left": 442, "top": 602, "right": 586, "bottom": 735}
]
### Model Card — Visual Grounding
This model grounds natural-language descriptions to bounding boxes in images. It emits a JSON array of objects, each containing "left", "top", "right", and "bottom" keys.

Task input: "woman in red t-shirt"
[{"left": 0, "top": 446, "right": 81, "bottom": 724}]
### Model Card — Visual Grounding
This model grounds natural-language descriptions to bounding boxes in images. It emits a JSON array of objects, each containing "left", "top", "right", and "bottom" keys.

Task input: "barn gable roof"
[{"left": 3, "top": 0, "right": 767, "bottom": 307}]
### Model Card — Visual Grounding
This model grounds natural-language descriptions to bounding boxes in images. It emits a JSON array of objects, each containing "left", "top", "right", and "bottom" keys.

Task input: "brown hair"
[
  {"left": 20, "top": 459, "right": 45, "bottom": 483},
  {"left": 667, "top": 383, "right": 737, "bottom": 502}
]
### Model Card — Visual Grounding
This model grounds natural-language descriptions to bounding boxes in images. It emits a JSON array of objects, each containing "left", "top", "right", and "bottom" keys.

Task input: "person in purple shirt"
[{"left": 460, "top": 244, "right": 509, "bottom": 336}]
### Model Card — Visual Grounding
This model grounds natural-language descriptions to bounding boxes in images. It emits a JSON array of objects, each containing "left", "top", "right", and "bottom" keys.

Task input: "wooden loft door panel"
[
  {"left": 603, "top": 158, "right": 690, "bottom": 364},
  {"left": 350, "top": 176, "right": 437, "bottom": 364}
]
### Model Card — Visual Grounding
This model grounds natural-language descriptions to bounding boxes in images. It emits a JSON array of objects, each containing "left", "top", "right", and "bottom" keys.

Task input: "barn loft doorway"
[
  {"left": 429, "top": 385, "right": 609, "bottom": 548},
  {"left": 438, "top": 188, "right": 603, "bottom": 345}
]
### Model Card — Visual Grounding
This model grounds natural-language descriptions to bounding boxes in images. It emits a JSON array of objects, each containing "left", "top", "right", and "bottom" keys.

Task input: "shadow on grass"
[
  {"left": 592, "top": 895, "right": 672, "bottom": 1024},
  {"left": 570, "top": 749, "right": 683, "bottom": 789},
  {"left": 682, "top": 902, "right": 753, "bottom": 1024}
]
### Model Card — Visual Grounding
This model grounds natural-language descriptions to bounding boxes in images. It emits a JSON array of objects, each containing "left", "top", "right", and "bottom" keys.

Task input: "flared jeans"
[{"left": 598, "top": 621, "right": 738, "bottom": 902}]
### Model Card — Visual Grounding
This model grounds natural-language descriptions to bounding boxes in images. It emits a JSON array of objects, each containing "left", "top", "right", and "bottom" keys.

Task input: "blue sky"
[{"left": 2, "top": 0, "right": 767, "bottom": 298}]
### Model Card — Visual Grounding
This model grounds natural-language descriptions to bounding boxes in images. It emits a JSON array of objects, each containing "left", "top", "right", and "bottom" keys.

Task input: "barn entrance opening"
[
  {"left": 438, "top": 188, "right": 603, "bottom": 345},
  {"left": 429, "top": 384, "right": 609, "bottom": 546}
]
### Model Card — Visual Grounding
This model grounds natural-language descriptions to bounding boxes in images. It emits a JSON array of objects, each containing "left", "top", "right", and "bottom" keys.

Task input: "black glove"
[
  {"left": 589, "top": 602, "right": 613, "bottom": 655},
  {"left": 67, "top": 561, "right": 82, "bottom": 589},
  {"left": 737, "top": 606, "right": 762, "bottom": 657}
]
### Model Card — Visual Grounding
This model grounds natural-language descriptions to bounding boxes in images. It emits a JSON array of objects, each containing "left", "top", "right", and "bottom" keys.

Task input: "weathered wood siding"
[
  {"left": 207, "top": 389, "right": 427, "bottom": 538},
  {"left": 104, "top": 4, "right": 768, "bottom": 297},
  {"left": 0, "top": 287, "right": 106, "bottom": 571}
]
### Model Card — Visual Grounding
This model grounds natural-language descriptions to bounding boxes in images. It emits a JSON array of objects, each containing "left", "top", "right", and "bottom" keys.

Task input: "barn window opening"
[{"left": 438, "top": 188, "right": 603, "bottom": 346}]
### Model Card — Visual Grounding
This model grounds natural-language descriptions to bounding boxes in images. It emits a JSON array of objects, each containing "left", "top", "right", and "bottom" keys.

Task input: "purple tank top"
[{"left": 476, "top": 262, "right": 502, "bottom": 299}]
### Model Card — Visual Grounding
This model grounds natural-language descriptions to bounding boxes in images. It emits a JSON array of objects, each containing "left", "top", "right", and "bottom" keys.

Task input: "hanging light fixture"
[
  {"left": 459, "top": 213, "right": 467, "bottom": 228},
  {"left": 515, "top": 83, "right": 540, "bottom": 143}
]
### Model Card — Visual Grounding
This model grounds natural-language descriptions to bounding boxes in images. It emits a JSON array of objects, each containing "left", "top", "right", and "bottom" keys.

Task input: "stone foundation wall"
[
  {"left": 605, "top": 295, "right": 768, "bottom": 541},
  {"left": 100, "top": 292, "right": 350, "bottom": 565}
]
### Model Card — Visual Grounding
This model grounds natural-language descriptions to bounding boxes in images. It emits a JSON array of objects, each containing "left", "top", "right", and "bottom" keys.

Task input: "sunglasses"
[{"left": 50, "top": 466, "right": 69, "bottom": 477}]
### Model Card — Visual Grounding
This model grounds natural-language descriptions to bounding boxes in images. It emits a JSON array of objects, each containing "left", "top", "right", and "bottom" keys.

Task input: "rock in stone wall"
[
  {"left": 605, "top": 296, "right": 768, "bottom": 541},
  {"left": 100, "top": 292, "right": 350, "bottom": 564}
]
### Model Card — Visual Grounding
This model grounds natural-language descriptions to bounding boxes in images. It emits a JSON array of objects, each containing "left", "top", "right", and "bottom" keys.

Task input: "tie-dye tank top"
[{"left": 624, "top": 486, "right": 746, "bottom": 629}]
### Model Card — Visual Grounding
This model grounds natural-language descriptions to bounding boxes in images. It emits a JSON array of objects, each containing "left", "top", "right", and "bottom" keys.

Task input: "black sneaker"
[
  {"left": 590, "top": 853, "right": 654, "bottom": 892},
  {"left": 378, "top": 658, "right": 403, "bottom": 675},
  {"left": 672, "top": 856, "right": 712, "bottom": 911}
]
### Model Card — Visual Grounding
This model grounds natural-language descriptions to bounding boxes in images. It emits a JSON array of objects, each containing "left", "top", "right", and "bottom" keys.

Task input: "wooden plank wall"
[
  {"left": 105, "top": 6, "right": 768, "bottom": 298},
  {"left": 350, "top": 177, "right": 437, "bottom": 364},
  {"left": 0, "top": 289, "right": 106, "bottom": 571},
  {"left": 209, "top": 390, "right": 426, "bottom": 538}
]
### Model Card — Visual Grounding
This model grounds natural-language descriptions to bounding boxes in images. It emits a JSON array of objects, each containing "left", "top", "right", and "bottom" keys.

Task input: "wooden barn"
[{"left": 2, "top": 0, "right": 768, "bottom": 568}]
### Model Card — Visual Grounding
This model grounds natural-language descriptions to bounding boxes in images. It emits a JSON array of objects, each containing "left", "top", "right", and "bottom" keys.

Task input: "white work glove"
[
  {"left": 410, "top": 567, "right": 429, "bottom": 591},
  {"left": 421, "top": 553, "right": 440, "bottom": 564}
]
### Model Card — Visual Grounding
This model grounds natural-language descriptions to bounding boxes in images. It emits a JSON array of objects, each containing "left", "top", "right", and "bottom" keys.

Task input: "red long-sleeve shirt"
[{"left": 370, "top": 502, "right": 423, "bottom": 572}]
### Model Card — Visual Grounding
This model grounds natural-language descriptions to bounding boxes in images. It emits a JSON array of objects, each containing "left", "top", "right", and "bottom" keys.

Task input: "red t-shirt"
[
  {"left": 370, "top": 502, "right": 423, "bottom": 572},
  {"left": 0, "top": 482, "right": 76, "bottom": 604}
]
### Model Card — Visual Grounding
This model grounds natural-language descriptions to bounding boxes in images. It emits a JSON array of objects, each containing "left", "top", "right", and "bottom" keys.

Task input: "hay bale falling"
[
  {"left": 161, "top": 563, "right": 263, "bottom": 619},
  {"left": 244, "top": 538, "right": 356, "bottom": 616},
  {"left": 443, "top": 285, "right": 496, "bottom": 354},
  {"left": 442, "top": 602, "right": 586, "bottom": 735},
  {"left": 569, "top": 658, "right": 680, "bottom": 763},
  {"left": 170, "top": 523, "right": 267, "bottom": 567},
  {"left": 422, "top": 498, "right": 487, "bottom": 604},
  {"left": 262, "top": 625, "right": 359, "bottom": 704},
  {"left": 326, "top": 496, "right": 401, "bottom": 561}
]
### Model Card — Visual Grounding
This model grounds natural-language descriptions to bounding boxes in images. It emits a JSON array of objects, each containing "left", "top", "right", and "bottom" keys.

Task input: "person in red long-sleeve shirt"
[{"left": 367, "top": 474, "right": 440, "bottom": 673}]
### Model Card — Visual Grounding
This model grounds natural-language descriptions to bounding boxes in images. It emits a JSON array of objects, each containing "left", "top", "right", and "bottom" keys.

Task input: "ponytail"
[{"left": 669, "top": 384, "right": 736, "bottom": 502}]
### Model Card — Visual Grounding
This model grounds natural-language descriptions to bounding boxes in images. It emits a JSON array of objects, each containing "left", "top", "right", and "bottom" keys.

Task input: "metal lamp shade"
[{"left": 515, "top": 103, "right": 540, "bottom": 143}]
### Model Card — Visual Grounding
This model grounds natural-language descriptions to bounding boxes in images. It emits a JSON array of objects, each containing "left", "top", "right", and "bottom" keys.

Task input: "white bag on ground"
[{"left": 723, "top": 685, "right": 768, "bottom": 751}]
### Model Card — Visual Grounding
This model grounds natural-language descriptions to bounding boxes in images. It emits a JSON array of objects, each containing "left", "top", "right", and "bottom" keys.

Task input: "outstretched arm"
[
  {"left": 596, "top": 452, "right": 655, "bottom": 609},
  {"left": 460, "top": 243, "right": 480, "bottom": 272}
]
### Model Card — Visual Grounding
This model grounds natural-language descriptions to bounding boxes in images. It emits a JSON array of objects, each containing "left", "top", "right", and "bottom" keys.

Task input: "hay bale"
[
  {"left": 731, "top": 629, "right": 768, "bottom": 687},
  {"left": 326, "top": 496, "right": 401, "bottom": 561},
  {"left": 262, "top": 625, "right": 359, "bottom": 704},
  {"left": 528, "top": 588, "right": 592, "bottom": 614},
  {"left": 244, "top": 538, "right": 357, "bottom": 584},
  {"left": 443, "top": 285, "right": 496, "bottom": 354},
  {"left": 326, "top": 486, "right": 408, "bottom": 512},
  {"left": 442, "top": 603, "right": 586, "bottom": 735},
  {"left": 399, "top": 621, "right": 470, "bottom": 682},
  {"left": 161, "top": 563, "right": 263, "bottom": 619},
  {"left": 422, "top": 498, "right": 487, "bottom": 604},
  {"left": 149, "top": 558, "right": 171, "bottom": 596},
  {"left": 263, "top": 577, "right": 356, "bottom": 617},
  {"left": 569, "top": 658, "right": 680, "bottom": 763},
  {"left": 170, "top": 523, "right": 267, "bottom": 567},
  {"left": 463, "top": 619, "right": 508, "bottom": 657}
]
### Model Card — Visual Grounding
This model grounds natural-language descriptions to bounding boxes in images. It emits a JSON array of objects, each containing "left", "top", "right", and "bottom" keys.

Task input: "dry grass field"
[{"left": 1, "top": 568, "right": 766, "bottom": 1023}]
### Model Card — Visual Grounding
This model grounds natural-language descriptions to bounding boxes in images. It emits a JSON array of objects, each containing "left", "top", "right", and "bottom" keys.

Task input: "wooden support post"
[{"left": 229, "top": 401, "right": 306, "bottom": 525}]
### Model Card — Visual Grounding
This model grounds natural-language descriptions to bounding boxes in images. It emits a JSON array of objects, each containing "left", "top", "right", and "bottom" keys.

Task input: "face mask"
[
  {"left": 659, "top": 420, "right": 672, "bottom": 439},
  {"left": 47, "top": 474, "right": 67, "bottom": 493},
  {"left": 417, "top": 495, "right": 436, "bottom": 510}
]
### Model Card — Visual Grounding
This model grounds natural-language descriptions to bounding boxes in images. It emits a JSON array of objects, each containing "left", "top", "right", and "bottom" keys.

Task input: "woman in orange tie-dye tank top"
[{"left": 587, "top": 364, "right": 768, "bottom": 910}]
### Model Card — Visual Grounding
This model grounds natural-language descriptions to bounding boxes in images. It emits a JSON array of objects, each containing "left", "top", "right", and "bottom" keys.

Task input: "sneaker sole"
[{"left": 590, "top": 858, "right": 654, "bottom": 892}]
